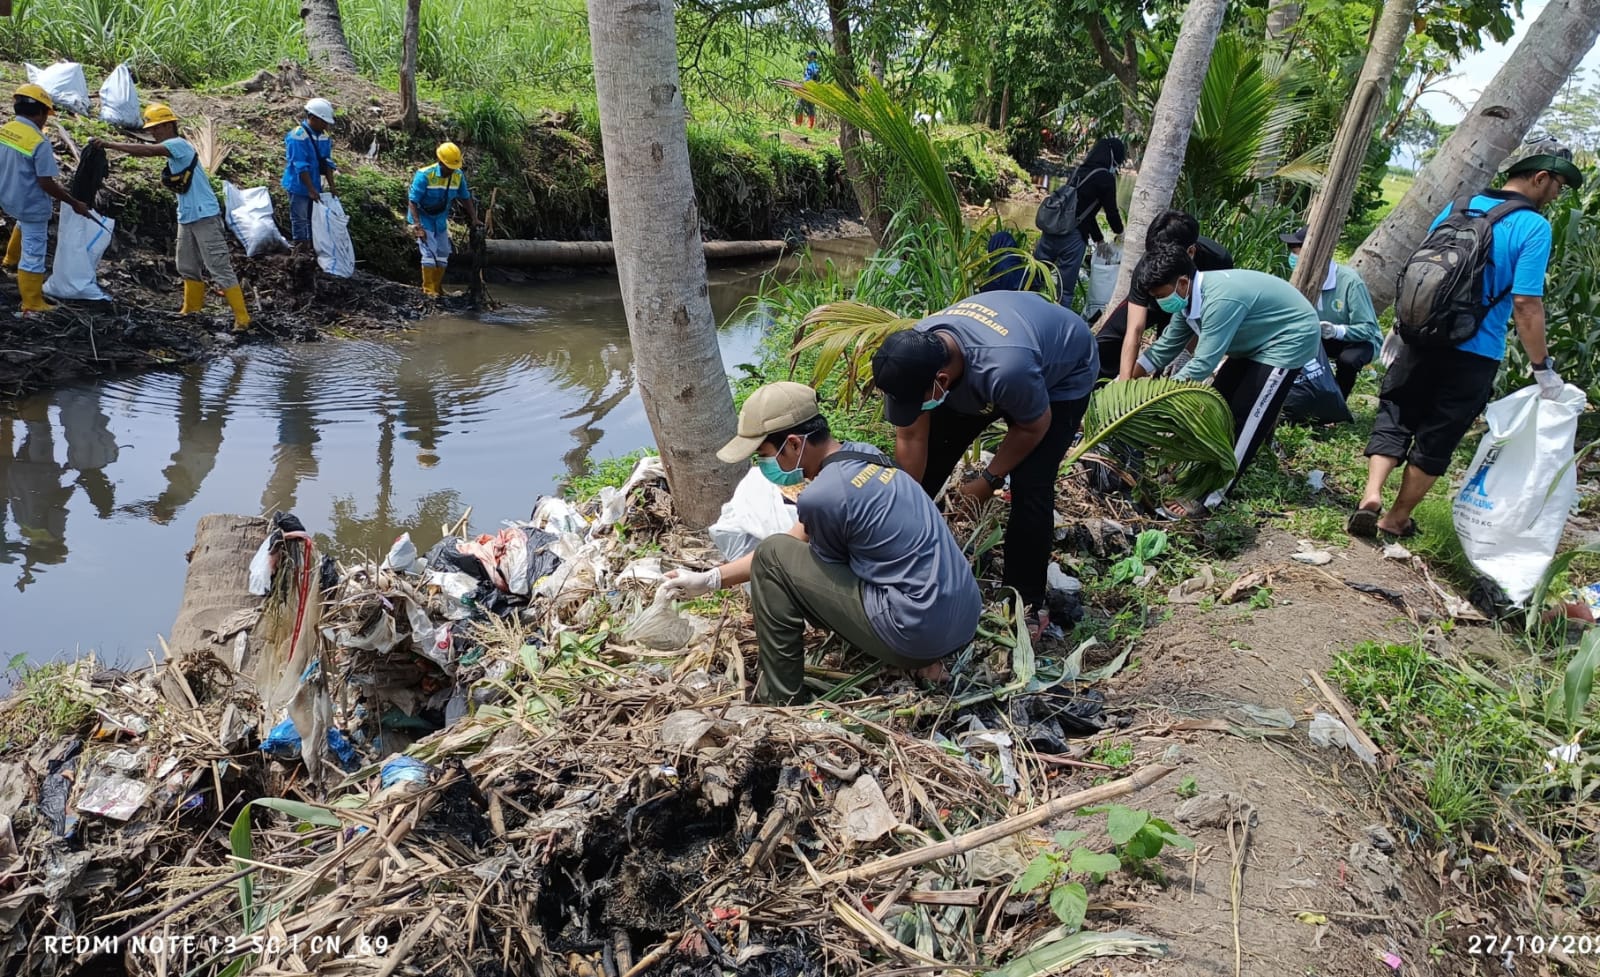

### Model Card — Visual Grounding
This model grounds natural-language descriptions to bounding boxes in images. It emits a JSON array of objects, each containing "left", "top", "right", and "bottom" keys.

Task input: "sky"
[{"left": 1416, "top": 0, "right": 1600, "bottom": 125}]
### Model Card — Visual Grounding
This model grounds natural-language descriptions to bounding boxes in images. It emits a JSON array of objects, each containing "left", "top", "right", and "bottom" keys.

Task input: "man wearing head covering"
[
  {"left": 1034, "top": 136, "right": 1126, "bottom": 307},
  {"left": 282, "top": 98, "right": 339, "bottom": 249},
  {"left": 1351, "top": 138, "right": 1585, "bottom": 540},
  {"left": 795, "top": 51, "right": 822, "bottom": 128},
  {"left": 656, "top": 382, "right": 980, "bottom": 704},
  {"left": 0, "top": 84, "right": 91, "bottom": 315},
  {"left": 408, "top": 141, "right": 480, "bottom": 297},
  {"left": 90, "top": 104, "right": 251, "bottom": 329},
  {"left": 870, "top": 291, "right": 1098, "bottom": 635},
  {"left": 1278, "top": 226, "right": 1379, "bottom": 398}
]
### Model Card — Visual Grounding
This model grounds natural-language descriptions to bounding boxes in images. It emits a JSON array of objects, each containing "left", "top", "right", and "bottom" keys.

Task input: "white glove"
[
  {"left": 1320, "top": 321, "right": 1346, "bottom": 340},
  {"left": 1533, "top": 365, "right": 1564, "bottom": 400},
  {"left": 658, "top": 567, "right": 721, "bottom": 600}
]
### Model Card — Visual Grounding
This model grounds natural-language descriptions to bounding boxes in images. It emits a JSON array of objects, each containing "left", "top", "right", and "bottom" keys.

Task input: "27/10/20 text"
[{"left": 1468, "top": 935, "right": 1598, "bottom": 956}]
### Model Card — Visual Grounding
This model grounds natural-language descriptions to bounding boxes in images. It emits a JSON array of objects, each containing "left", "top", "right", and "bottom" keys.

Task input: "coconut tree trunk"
[
  {"left": 299, "top": 0, "right": 359, "bottom": 74},
  {"left": 1110, "top": 0, "right": 1230, "bottom": 308},
  {"left": 586, "top": 0, "right": 741, "bottom": 527},
  {"left": 397, "top": 0, "right": 421, "bottom": 132},
  {"left": 1289, "top": 0, "right": 1415, "bottom": 305},
  {"left": 1087, "top": 17, "right": 1142, "bottom": 138},
  {"left": 1351, "top": 0, "right": 1600, "bottom": 311},
  {"left": 826, "top": 0, "right": 891, "bottom": 244}
]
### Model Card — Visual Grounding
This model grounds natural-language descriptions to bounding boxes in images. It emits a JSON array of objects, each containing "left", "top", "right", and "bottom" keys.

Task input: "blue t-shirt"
[
  {"left": 797, "top": 442, "right": 981, "bottom": 660},
  {"left": 0, "top": 117, "right": 58, "bottom": 222},
  {"left": 803, "top": 60, "right": 821, "bottom": 82},
  {"left": 280, "top": 121, "right": 337, "bottom": 197},
  {"left": 1428, "top": 192, "right": 1552, "bottom": 362},
  {"left": 162, "top": 138, "right": 220, "bottom": 225},
  {"left": 914, "top": 291, "right": 1099, "bottom": 422},
  {"left": 407, "top": 163, "right": 471, "bottom": 233}
]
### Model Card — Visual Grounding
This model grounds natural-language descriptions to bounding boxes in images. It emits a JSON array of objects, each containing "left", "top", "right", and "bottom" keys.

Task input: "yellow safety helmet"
[
  {"left": 14, "top": 84, "right": 53, "bottom": 113},
  {"left": 435, "top": 141, "right": 463, "bottom": 170},
  {"left": 142, "top": 103, "right": 180, "bottom": 129}
]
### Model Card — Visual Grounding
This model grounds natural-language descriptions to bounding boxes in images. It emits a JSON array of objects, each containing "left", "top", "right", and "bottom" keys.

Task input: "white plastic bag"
[
  {"left": 97, "top": 64, "right": 140, "bottom": 128},
  {"left": 223, "top": 182, "right": 288, "bottom": 257},
  {"left": 43, "top": 208, "right": 114, "bottom": 301},
  {"left": 25, "top": 62, "right": 91, "bottom": 115},
  {"left": 1083, "top": 241, "right": 1121, "bottom": 319},
  {"left": 1453, "top": 383, "right": 1587, "bottom": 605},
  {"left": 707, "top": 468, "right": 798, "bottom": 561},
  {"left": 311, "top": 196, "right": 356, "bottom": 277}
]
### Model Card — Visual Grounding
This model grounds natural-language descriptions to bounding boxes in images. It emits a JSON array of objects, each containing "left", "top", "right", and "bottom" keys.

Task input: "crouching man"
[{"left": 657, "top": 382, "right": 981, "bottom": 704}]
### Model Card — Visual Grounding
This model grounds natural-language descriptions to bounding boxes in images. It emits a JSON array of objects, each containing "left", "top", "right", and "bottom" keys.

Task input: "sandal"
[
  {"left": 1346, "top": 507, "right": 1381, "bottom": 538},
  {"left": 1157, "top": 497, "right": 1210, "bottom": 521},
  {"left": 1379, "top": 519, "right": 1419, "bottom": 539}
]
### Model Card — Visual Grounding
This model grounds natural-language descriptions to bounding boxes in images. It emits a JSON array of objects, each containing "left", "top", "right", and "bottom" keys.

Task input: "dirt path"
[{"left": 1075, "top": 528, "right": 1485, "bottom": 975}]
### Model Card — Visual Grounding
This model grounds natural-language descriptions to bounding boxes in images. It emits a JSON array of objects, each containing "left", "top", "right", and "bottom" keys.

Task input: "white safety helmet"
[{"left": 304, "top": 98, "right": 335, "bottom": 125}]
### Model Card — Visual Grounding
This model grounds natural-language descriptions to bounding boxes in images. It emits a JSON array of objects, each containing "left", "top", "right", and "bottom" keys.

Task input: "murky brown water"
[{"left": 0, "top": 240, "right": 871, "bottom": 661}]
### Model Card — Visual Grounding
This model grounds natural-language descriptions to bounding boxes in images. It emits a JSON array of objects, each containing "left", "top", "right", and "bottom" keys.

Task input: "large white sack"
[
  {"left": 1453, "top": 383, "right": 1588, "bottom": 605},
  {"left": 311, "top": 197, "right": 355, "bottom": 278},
  {"left": 223, "top": 181, "right": 289, "bottom": 256},
  {"left": 1083, "top": 241, "right": 1120, "bottom": 319},
  {"left": 97, "top": 64, "right": 140, "bottom": 128},
  {"left": 707, "top": 467, "right": 797, "bottom": 562},
  {"left": 44, "top": 208, "right": 114, "bottom": 301},
  {"left": 25, "top": 62, "right": 91, "bottom": 115}
]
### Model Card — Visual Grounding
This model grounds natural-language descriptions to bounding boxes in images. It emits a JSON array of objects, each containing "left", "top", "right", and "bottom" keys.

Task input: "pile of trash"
[{"left": 0, "top": 456, "right": 1170, "bottom": 977}]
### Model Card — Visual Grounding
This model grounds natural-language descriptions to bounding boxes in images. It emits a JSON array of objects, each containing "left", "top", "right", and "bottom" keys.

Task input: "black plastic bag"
[{"left": 1282, "top": 346, "right": 1352, "bottom": 425}]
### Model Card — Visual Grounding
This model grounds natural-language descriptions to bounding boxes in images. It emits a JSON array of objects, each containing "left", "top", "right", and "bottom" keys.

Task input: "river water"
[{"left": 0, "top": 240, "right": 871, "bottom": 662}]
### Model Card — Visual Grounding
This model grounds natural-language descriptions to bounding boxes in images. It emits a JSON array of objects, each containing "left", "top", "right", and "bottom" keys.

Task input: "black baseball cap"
[
  {"left": 871, "top": 329, "right": 948, "bottom": 427},
  {"left": 1279, "top": 226, "right": 1307, "bottom": 246}
]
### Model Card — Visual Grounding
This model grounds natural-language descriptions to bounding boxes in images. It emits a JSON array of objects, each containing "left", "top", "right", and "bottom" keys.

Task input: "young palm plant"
[{"left": 780, "top": 75, "right": 1239, "bottom": 500}]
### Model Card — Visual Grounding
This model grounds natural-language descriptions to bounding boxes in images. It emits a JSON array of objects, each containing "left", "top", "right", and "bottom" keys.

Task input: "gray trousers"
[
  {"left": 176, "top": 215, "right": 238, "bottom": 288},
  {"left": 749, "top": 534, "right": 925, "bottom": 704}
]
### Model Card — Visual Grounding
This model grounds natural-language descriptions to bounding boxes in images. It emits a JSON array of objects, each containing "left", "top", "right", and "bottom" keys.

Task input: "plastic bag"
[
  {"left": 531, "top": 497, "right": 589, "bottom": 535},
  {"left": 43, "top": 208, "right": 114, "bottom": 301},
  {"left": 1083, "top": 241, "right": 1121, "bottom": 319},
  {"left": 594, "top": 455, "right": 667, "bottom": 532},
  {"left": 707, "top": 468, "right": 798, "bottom": 561},
  {"left": 384, "top": 532, "right": 420, "bottom": 573},
  {"left": 97, "top": 64, "right": 140, "bottom": 128},
  {"left": 1282, "top": 346, "right": 1352, "bottom": 425},
  {"left": 1453, "top": 383, "right": 1587, "bottom": 606},
  {"left": 311, "top": 196, "right": 356, "bottom": 277},
  {"left": 621, "top": 592, "right": 697, "bottom": 651},
  {"left": 223, "top": 182, "right": 289, "bottom": 256},
  {"left": 25, "top": 62, "right": 91, "bottom": 115},
  {"left": 247, "top": 536, "right": 275, "bottom": 595}
]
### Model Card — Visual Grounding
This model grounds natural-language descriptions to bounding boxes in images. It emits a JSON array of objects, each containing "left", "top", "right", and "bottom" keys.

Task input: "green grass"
[
  {"left": 0, "top": 659, "right": 98, "bottom": 751},
  {"left": 562, "top": 449, "right": 658, "bottom": 501},
  {"left": 1379, "top": 170, "right": 1415, "bottom": 210}
]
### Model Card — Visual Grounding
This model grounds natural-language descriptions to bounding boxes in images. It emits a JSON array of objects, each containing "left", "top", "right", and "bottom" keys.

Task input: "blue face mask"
[
  {"left": 1156, "top": 290, "right": 1187, "bottom": 315},
  {"left": 757, "top": 438, "right": 805, "bottom": 487},
  {"left": 921, "top": 380, "right": 947, "bottom": 412},
  {"left": 1287, "top": 253, "right": 1299, "bottom": 270}
]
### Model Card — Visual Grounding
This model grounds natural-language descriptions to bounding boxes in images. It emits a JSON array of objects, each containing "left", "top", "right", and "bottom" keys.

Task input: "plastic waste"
[
  {"left": 1083, "top": 241, "right": 1121, "bottom": 319},
  {"left": 593, "top": 455, "right": 668, "bottom": 533},
  {"left": 75, "top": 771, "right": 151, "bottom": 820},
  {"left": 311, "top": 196, "right": 356, "bottom": 277},
  {"left": 25, "top": 62, "right": 91, "bottom": 114},
  {"left": 531, "top": 497, "right": 589, "bottom": 535},
  {"left": 707, "top": 468, "right": 798, "bottom": 562},
  {"left": 43, "top": 208, "right": 114, "bottom": 301},
  {"left": 620, "top": 592, "right": 698, "bottom": 651},
  {"left": 1453, "top": 383, "right": 1587, "bottom": 606},
  {"left": 381, "top": 756, "right": 433, "bottom": 790},
  {"left": 1308, "top": 711, "right": 1376, "bottom": 766},
  {"left": 97, "top": 64, "right": 140, "bottom": 128},
  {"left": 384, "top": 532, "right": 420, "bottom": 572},
  {"left": 223, "top": 182, "right": 289, "bottom": 256},
  {"left": 1282, "top": 346, "right": 1352, "bottom": 425},
  {"left": 248, "top": 535, "right": 275, "bottom": 595},
  {"left": 259, "top": 716, "right": 358, "bottom": 769},
  {"left": 40, "top": 741, "right": 82, "bottom": 838}
]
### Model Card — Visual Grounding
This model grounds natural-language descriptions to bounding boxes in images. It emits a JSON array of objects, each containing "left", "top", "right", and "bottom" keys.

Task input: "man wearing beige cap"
[{"left": 658, "top": 382, "right": 981, "bottom": 704}]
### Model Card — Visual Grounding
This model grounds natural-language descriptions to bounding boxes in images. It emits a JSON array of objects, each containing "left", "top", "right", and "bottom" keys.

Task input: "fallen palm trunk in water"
[
  {"left": 484, "top": 238, "right": 790, "bottom": 266},
  {"left": 2, "top": 458, "right": 1174, "bottom": 977}
]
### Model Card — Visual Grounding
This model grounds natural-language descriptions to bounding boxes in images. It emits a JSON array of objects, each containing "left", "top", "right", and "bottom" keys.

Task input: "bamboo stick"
[{"left": 813, "top": 764, "right": 1174, "bottom": 886}]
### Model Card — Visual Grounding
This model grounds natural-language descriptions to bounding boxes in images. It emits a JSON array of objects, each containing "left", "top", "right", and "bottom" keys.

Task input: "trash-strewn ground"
[{"left": 5, "top": 446, "right": 1589, "bottom": 977}]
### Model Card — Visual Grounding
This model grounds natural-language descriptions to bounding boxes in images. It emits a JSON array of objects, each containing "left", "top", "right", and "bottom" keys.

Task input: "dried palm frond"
[{"left": 186, "top": 115, "right": 231, "bottom": 175}]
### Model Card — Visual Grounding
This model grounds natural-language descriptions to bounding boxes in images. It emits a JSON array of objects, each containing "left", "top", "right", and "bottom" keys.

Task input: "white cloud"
[{"left": 1416, "top": 0, "right": 1600, "bottom": 125}]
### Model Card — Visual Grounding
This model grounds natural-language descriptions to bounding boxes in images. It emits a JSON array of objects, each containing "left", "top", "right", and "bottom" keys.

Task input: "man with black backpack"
[
  {"left": 655, "top": 382, "right": 981, "bottom": 704},
  {"left": 90, "top": 104, "right": 250, "bottom": 330},
  {"left": 1349, "top": 139, "right": 1583, "bottom": 540}
]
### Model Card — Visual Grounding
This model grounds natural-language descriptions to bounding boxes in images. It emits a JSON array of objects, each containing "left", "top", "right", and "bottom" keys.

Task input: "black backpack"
[
  {"left": 1394, "top": 194, "right": 1532, "bottom": 348},
  {"left": 1035, "top": 167, "right": 1103, "bottom": 236}
]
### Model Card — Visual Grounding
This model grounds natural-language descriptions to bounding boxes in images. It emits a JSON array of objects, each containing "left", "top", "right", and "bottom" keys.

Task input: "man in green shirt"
[
  {"left": 1280, "top": 227, "right": 1381, "bottom": 398},
  {"left": 1130, "top": 244, "right": 1320, "bottom": 517}
]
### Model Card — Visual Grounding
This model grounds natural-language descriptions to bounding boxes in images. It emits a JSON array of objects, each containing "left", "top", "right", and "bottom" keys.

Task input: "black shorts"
[{"left": 1365, "top": 343, "right": 1499, "bottom": 477}]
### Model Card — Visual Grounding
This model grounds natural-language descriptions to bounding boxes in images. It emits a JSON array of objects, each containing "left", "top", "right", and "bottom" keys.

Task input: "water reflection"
[{"left": 0, "top": 252, "right": 856, "bottom": 658}]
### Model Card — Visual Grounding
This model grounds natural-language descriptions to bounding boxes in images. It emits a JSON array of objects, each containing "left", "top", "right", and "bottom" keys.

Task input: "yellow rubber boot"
[
  {"left": 179, "top": 280, "right": 206, "bottom": 314},
  {"left": 16, "top": 270, "right": 56, "bottom": 315},
  {"left": 419, "top": 265, "right": 433, "bottom": 296},
  {"left": 423, "top": 265, "right": 442, "bottom": 296},
  {"left": 2, "top": 227, "right": 19, "bottom": 273},
  {"left": 224, "top": 285, "right": 251, "bottom": 331}
]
